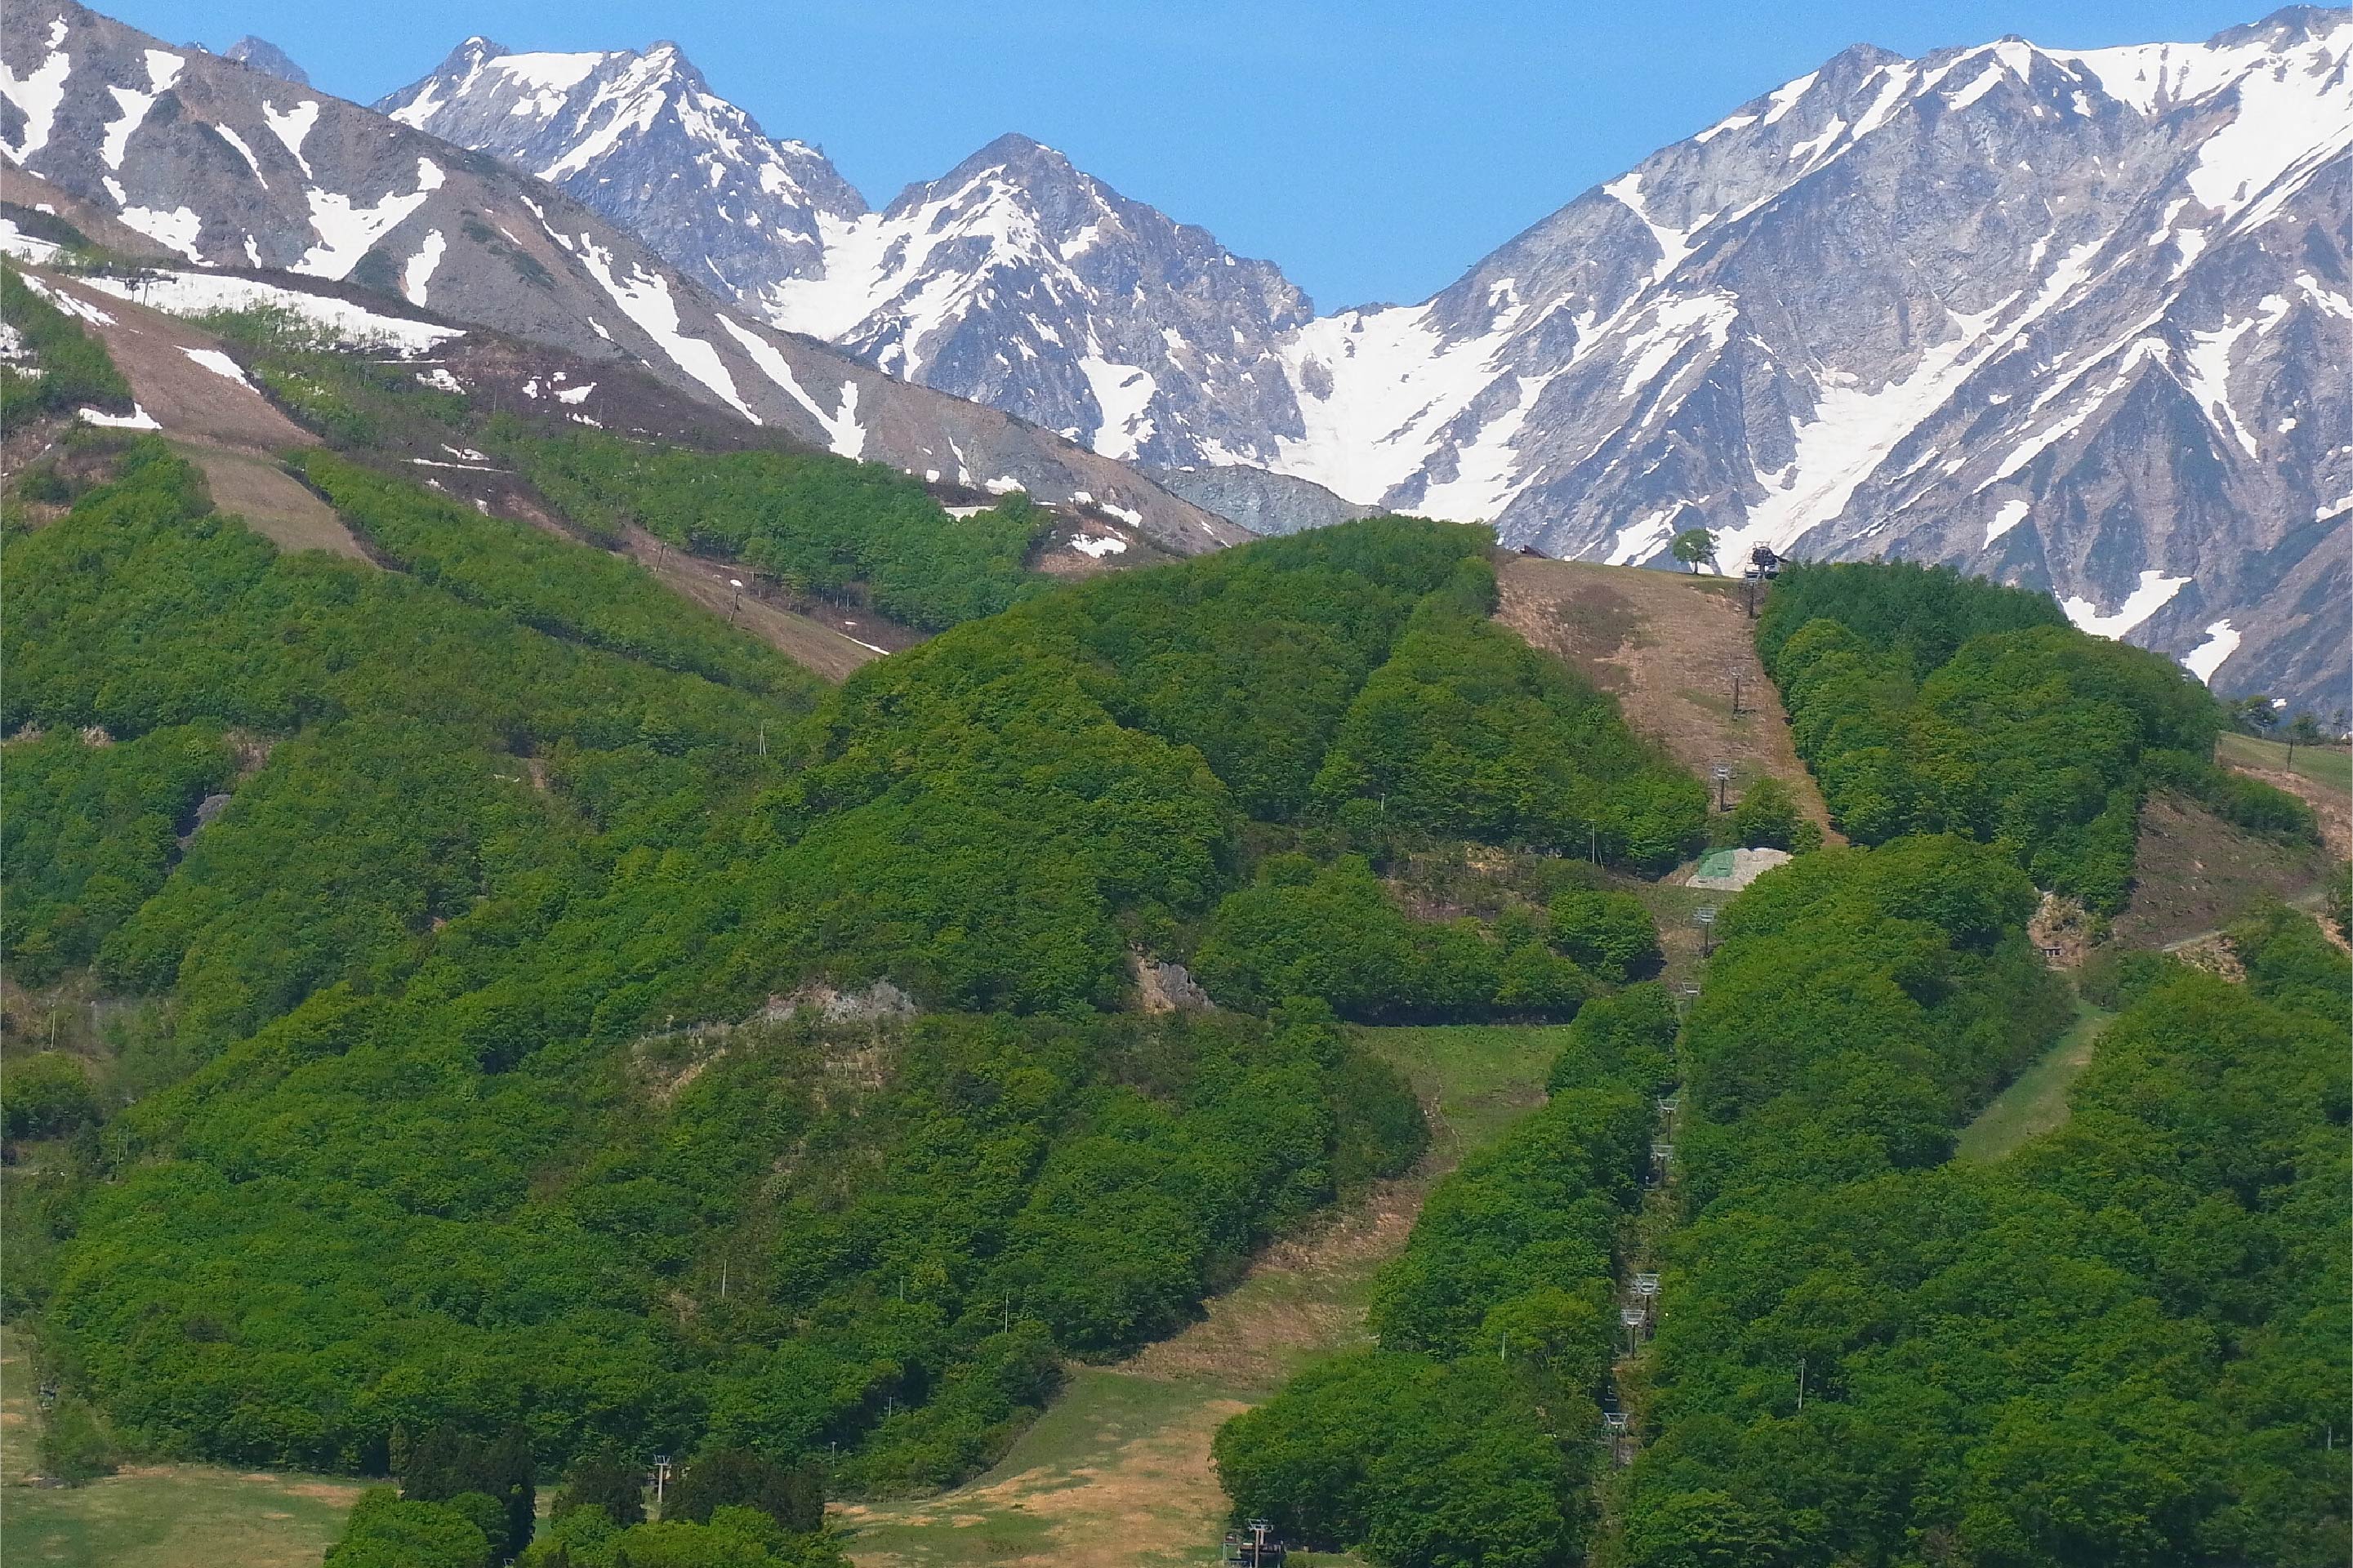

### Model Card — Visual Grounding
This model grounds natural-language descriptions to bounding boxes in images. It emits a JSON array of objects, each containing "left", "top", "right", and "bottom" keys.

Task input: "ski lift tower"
[{"left": 1223, "top": 1519, "right": 1288, "bottom": 1566}]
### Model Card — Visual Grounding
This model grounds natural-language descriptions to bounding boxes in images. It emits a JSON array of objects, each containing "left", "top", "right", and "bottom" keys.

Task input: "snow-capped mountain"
[
  {"left": 389, "top": 7, "right": 2350, "bottom": 708},
  {"left": 752, "top": 134, "right": 1316, "bottom": 470},
  {"left": 0, "top": 2, "right": 1243, "bottom": 555},
  {"left": 381, "top": 49, "right": 1317, "bottom": 473},
  {"left": 377, "top": 38, "right": 863, "bottom": 302},
  {"left": 1287, "top": 11, "right": 2351, "bottom": 709}
]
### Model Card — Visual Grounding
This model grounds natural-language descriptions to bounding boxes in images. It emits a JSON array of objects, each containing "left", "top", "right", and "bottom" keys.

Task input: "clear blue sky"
[{"left": 105, "top": 0, "right": 2274, "bottom": 309}]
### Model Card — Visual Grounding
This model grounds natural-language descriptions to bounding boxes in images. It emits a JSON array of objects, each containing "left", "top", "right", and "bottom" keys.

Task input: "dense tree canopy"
[
  {"left": 1627, "top": 895, "right": 2349, "bottom": 1568},
  {"left": 1214, "top": 986, "right": 1679, "bottom": 1566},
  {"left": 501, "top": 430, "right": 1052, "bottom": 630},
  {"left": 6, "top": 443, "right": 1705, "bottom": 1558},
  {"left": 1758, "top": 561, "right": 2309, "bottom": 907},
  {"left": 1223, "top": 559, "right": 2343, "bottom": 1568}
]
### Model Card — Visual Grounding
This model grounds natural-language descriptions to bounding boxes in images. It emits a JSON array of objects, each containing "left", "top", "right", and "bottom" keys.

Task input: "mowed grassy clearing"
[
  {"left": 2216, "top": 733, "right": 2351, "bottom": 798},
  {"left": 0, "top": 1326, "right": 365, "bottom": 1568},
  {"left": 837, "top": 1022, "right": 1566, "bottom": 1568},
  {"left": 1954, "top": 999, "right": 2114, "bottom": 1164}
]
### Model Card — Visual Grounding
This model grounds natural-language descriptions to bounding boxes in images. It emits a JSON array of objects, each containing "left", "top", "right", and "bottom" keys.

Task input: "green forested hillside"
[
  {"left": 1219, "top": 560, "right": 2347, "bottom": 1568},
  {"left": 1215, "top": 982, "right": 1678, "bottom": 1564},
  {"left": 499, "top": 430, "right": 1052, "bottom": 630},
  {"left": 1622, "top": 889, "right": 2347, "bottom": 1566},
  {"left": 1758, "top": 561, "right": 2315, "bottom": 908},
  {"left": 2, "top": 433, "right": 1700, "bottom": 1552}
]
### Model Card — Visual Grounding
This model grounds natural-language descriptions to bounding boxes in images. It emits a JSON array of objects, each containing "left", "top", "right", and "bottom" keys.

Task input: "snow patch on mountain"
[
  {"left": 2179, "top": 619, "right": 2241, "bottom": 683},
  {"left": 2062, "top": 570, "right": 2193, "bottom": 638},
  {"left": 180, "top": 345, "right": 252, "bottom": 385},
  {"left": 261, "top": 98, "right": 317, "bottom": 174},
  {"left": 712, "top": 314, "right": 863, "bottom": 457},
  {"left": 1, "top": 24, "right": 74, "bottom": 163},
  {"left": 1985, "top": 498, "right": 2032, "bottom": 546},
  {"left": 83, "top": 270, "right": 463, "bottom": 353},
  {"left": 566, "top": 229, "right": 757, "bottom": 421},
  {"left": 295, "top": 158, "right": 445, "bottom": 280}
]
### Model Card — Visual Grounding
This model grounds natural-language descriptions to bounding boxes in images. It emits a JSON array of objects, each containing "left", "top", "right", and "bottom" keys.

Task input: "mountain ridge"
[
  {"left": 0, "top": 1, "right": 1248, "bottom": 556},
  {"left": 381, "top": 5, "right": 2351, "bottom": 710}
]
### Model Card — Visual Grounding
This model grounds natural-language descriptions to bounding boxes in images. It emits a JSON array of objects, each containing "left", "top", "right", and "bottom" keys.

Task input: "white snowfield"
[
  {"left": 180, "top": 345, "right": 252, "bottom": 386},
  {"left": 78, "top": 271, "right": 465, "bottom": 354}
]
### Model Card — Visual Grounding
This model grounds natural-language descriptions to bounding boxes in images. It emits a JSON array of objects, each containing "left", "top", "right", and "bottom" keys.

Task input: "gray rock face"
[
  {"left": 386, "top": 7, "right": 2349, "bottom": 709},
  {"left": 0, "top": 2, "right": 1245, "bottom": 557},
  {"left": 221, "top": 36, "right": 305, "bottom": 86},
  {"left": 1143, "top": 463, "right": 1375, "bottom": 538}
]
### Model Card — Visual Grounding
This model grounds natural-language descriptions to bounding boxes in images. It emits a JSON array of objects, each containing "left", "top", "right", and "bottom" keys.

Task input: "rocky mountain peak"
[
  {"left": 379, "top": 38, "right": 867, "bottom": 296},
  {"left": 221, "top": 35, "right": 307, "bottom": 85}
]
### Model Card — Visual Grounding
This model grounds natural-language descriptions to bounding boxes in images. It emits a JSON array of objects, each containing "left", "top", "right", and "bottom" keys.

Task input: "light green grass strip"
[{"left": 1954, "top": 1000, "right": 2114, "bottom": 1164}]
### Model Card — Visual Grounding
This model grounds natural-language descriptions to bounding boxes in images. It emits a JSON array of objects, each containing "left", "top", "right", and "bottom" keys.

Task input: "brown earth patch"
[
  {"left": 180, "top": 442, "right": 366, "bottom": 560},
  {"left": 1494, "top": 555, "right": 1839, "bottom": 842},
  {"left": 612, "top": 523, "right": 901, "bottom": 682},
  {"left": 2109, "top": 792, "right": 2329, "bottom": 951},
  {"left": 18, "top": 264, "right": 371, "bottom": 561},
  {"left": 25, "top": 269, "right": 310, "bottom": 452},
  {"left": 484, "top": 488, "right": 905, "bottom": 683}
]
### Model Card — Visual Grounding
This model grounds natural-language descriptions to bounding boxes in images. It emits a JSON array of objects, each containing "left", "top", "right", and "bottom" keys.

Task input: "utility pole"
[
  {"left": 1797, "top": 1359, "right": 1807, "bottom": 1411},
  {"left": 652, "top": 1454, "right": 672, "bottom": 1519}
]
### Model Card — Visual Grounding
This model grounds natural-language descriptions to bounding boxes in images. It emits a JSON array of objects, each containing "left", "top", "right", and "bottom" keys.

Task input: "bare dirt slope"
[
  {"left": 2108, "top": 793, "right": 2330, "bottom": 951},
  {"left": 613, "top": 524, "right": 901, "bottom": 683},
  {"left": 2225, "top": 761, "right": 2351, "bottom": 863},
  {"left": 178, "top": 443, "right": 363, "bottom": 561},
  {"left": 23, "top": 266, "right": 366, "bottom": 561},
  {"left": 1494, "top": 556, "right": 1839, "bottom": 841}
]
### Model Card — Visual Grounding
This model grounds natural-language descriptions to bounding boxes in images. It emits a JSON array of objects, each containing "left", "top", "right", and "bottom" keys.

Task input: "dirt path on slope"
[
  {"left": 1494, "top": 556, "right": 1839, "bottom": 841},
  {"left": 837, "top": 1027, "right": 1559, "bottom": 1568},
  {"left": 836, "top": 1169, "right": 1433, "bottom": 1568},
  {"left": 613, "top": 523, "right": 910, "bottom": 682}
]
